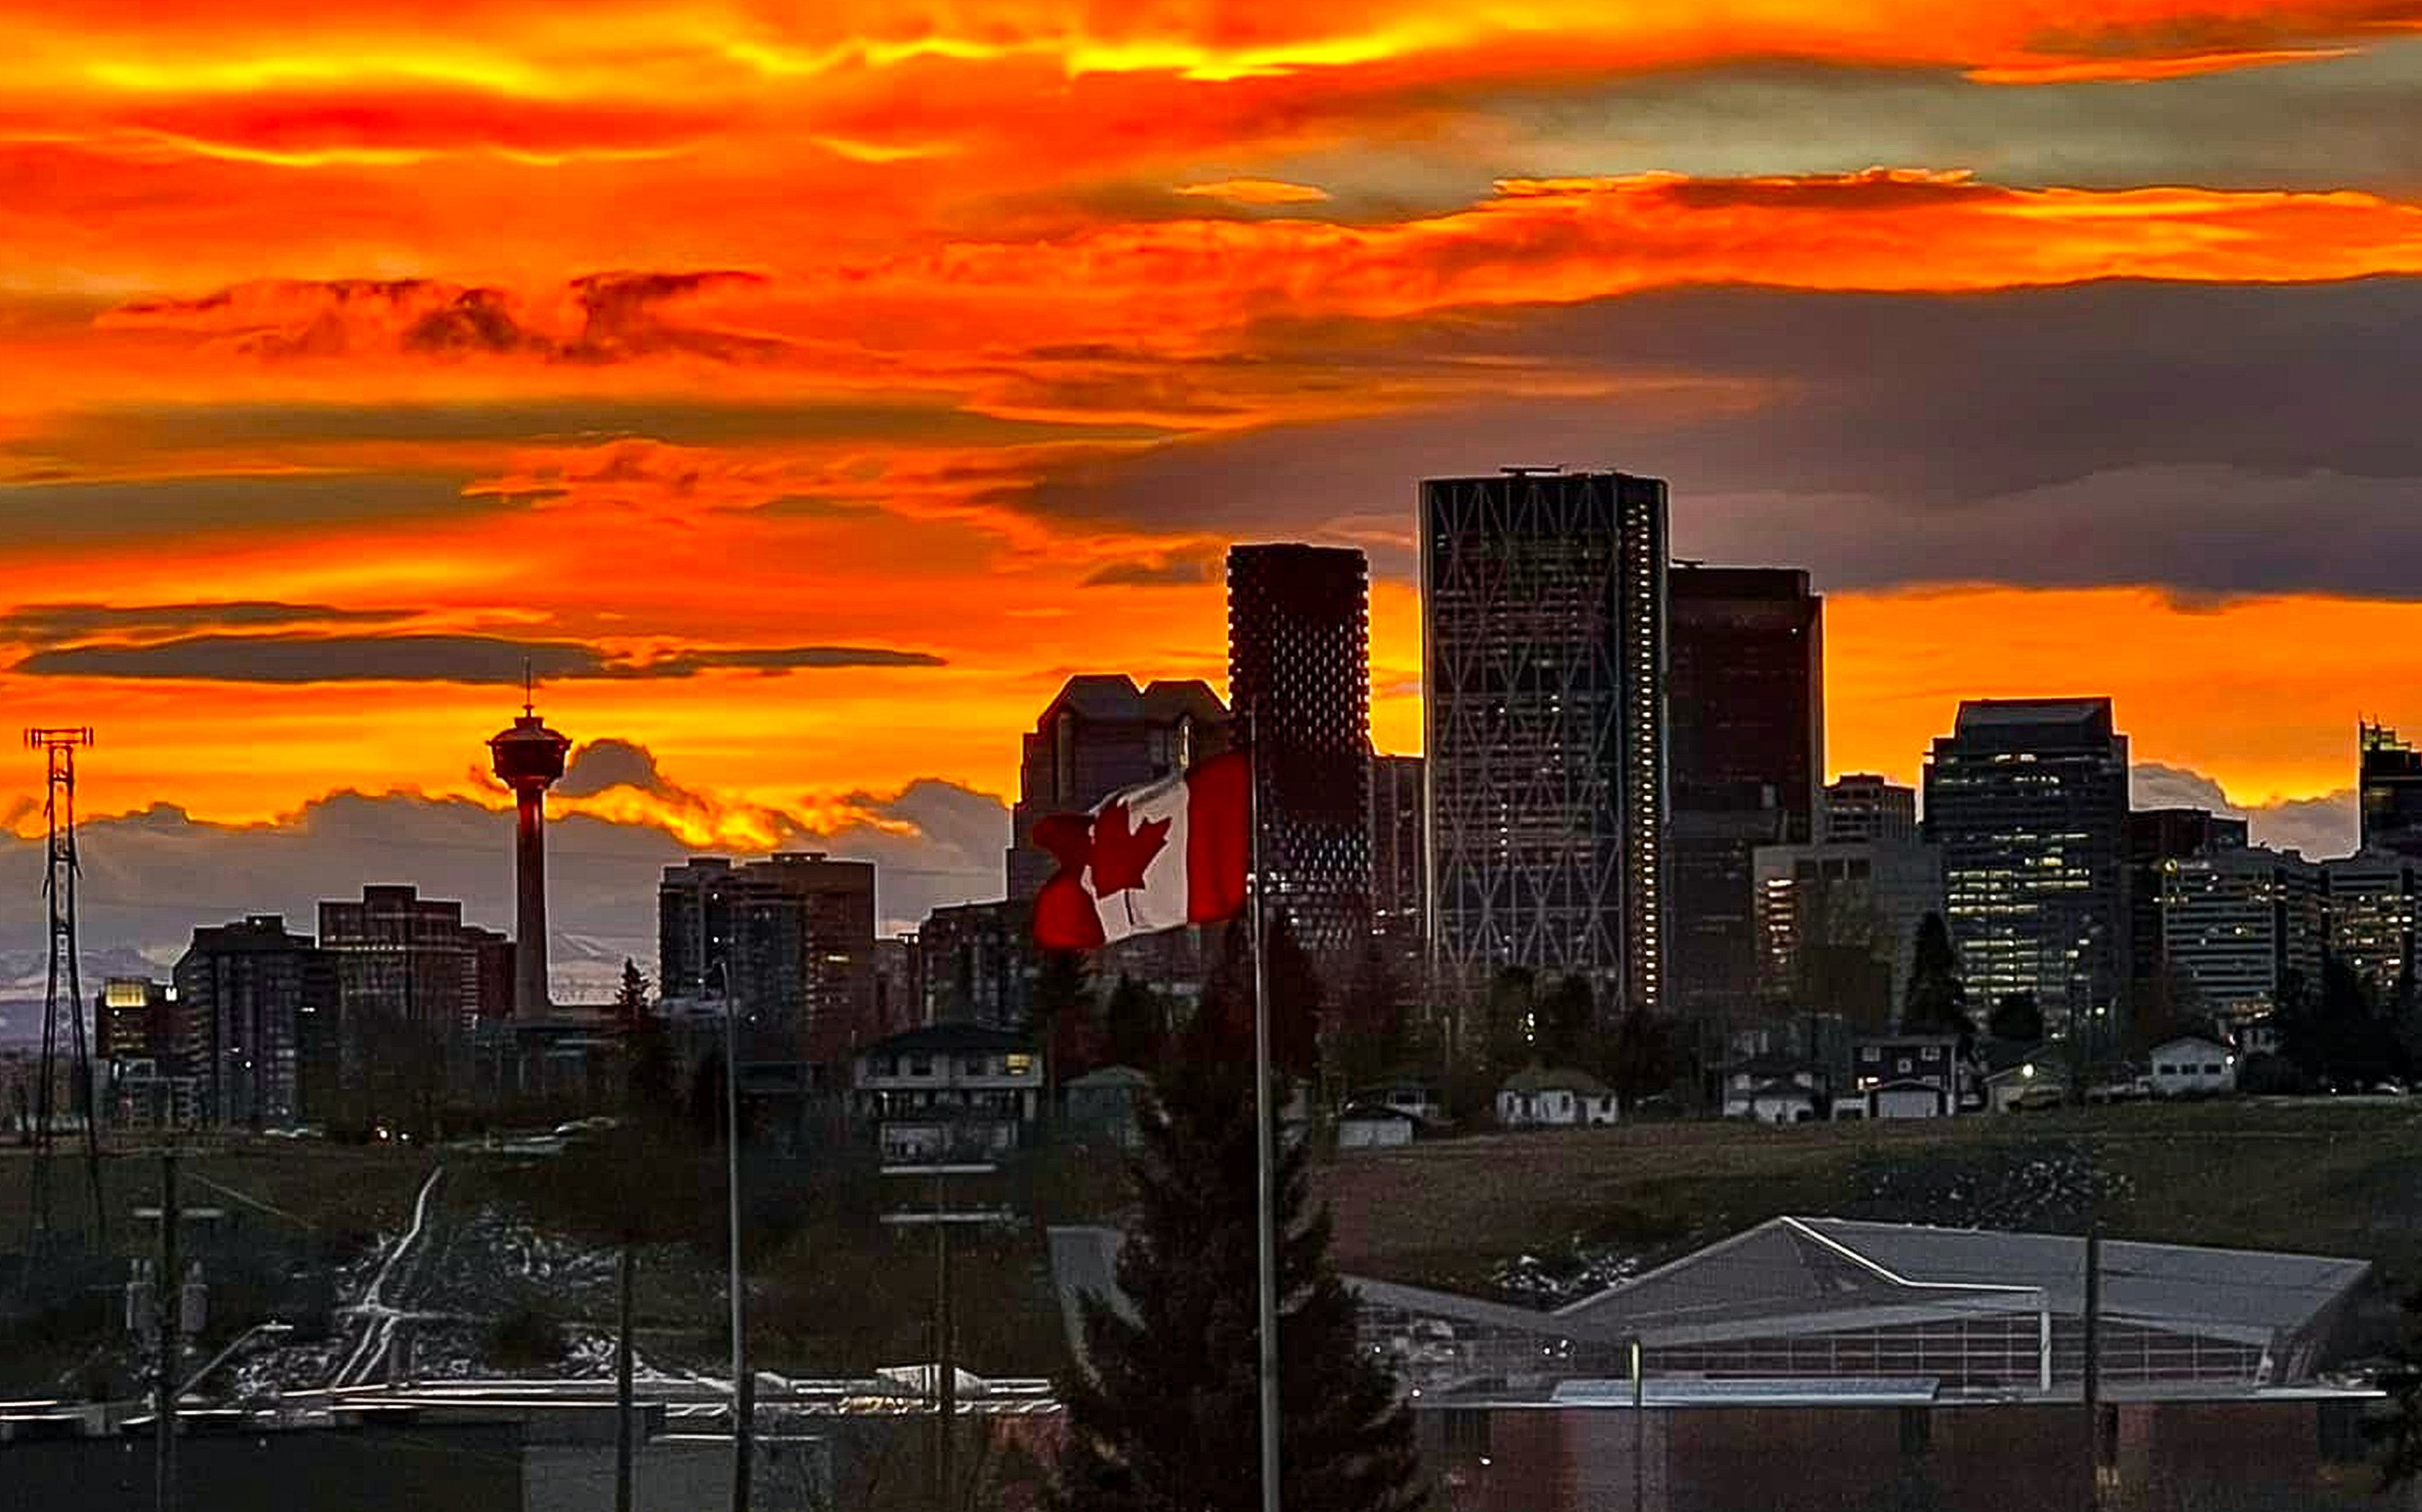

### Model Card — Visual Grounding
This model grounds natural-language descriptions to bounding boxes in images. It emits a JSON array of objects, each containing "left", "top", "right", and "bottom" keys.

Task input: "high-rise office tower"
[
  {"left": 2320, "top": 854, "right": 2418, "bottom": 1003},
  {"left": 1825, "top": 775, "right": 1918, "bottom": 844},
  {"left": 1228, "top": 543, "right": 1374, "bottom": 965},
  {"left": 171, "top": 915, "right": 337, "bottom": 1128},
  {"left": 2125, "top": 808, "right": 2250, "bottom": 1025},
  {"left": 918, "top": 899, "right": 1028, "bottom": 1029},
  {"left": 1422, "top": 468, "right": 1669, "bottom": 1012},
  {"left": 1368, "top": 753, "right": 1426, "bottom": 943},
  {"left": 1751, "top": 836, "right": 1944, "bottom": 1032},
  {"left": 1667, "top": 565, "right": 1824, "bottom": 1023},
  {"left": 1923, "top": 699, "right": 2131, "bottom": 1035},
  {"left": 2161, "top": 846, "right": 2323, "bottom": 1028},
  {"left": 659, "top": 852, "right": 878, "bottom": 1060},
  {"left": 2361, "top": 723, "right": 2422, "bottom": 860}
]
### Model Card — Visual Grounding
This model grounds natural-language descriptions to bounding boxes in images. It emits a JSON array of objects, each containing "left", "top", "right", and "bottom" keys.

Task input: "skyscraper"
[
  {"left": 1422, "top": 468, "right": 1668, "bottom": 1012},
  {"left": 1752, "top": 835, "right": 1944, "bottom": 1032},
  {"left": 171, "top": 915, "right": 337, "bottom": 1128},
  {"left": 1923, "top": 698, "right": 2131, "bottom": 1035},
  {"left": 318, "top": 884, "right": 511, "bottom": 1034},
  {"left": 2361, "top": 722, "right": 2422, "bottom": 860},
  {"left": 659, "top": 852, "right": 878, "bottom": 1060},
  {"left": 1368, "top": 753, "right": 1425, "bottom": 943},
  {"left": 1666, "top": 565, "right": 1824, "bottom": 1023},
  {"left": 2125, "top": 808, "right": 2250, "bottom": 1025},
  {"left": 2161, "top": 846, "right": 2323, "bottom": 1029},
  {"left": 1825, "top": 775, "right": 1918, "bottom": 844},
  {"left": 1228, "top": 543, "right": 1374, "bottom": 964},
  {"left": 2320, "top": 853, "right": 2417, "bottom": 1003}
]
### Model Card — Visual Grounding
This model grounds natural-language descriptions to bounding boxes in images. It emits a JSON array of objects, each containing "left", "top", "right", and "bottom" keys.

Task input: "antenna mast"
[{"left": 23, "top": 726, "right": 105, "bottom": 1258}]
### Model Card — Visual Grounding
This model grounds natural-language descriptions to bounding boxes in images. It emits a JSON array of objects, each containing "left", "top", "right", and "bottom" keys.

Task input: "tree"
[
  {"left": 1604, "top": 1005, "right": 1673, "bottom": 1113},
  {"left": 1900, "top": 914, "right": 1972, "bottom": 1040},
  {"left": 2375, "top": 1282, "right": 2422, "bottom": 1488},
  {"left": 1986, "top": 992, "right": 2044, "bottom": 1045},
  {"left": 1050, "top": 984, "right": 1424, "bottom": 1512},
  {"left": 1101, "top": 976, "right": 1167, "bottom": 1074},
  {"left": 1029, "top": 950, "right": 1098, "bottom": 1125},
  {"left": 615, "top": 958, "right": 651, "bottom": 1025},
  {"left": 1535, "top": 976, "right": 1597, "bottom": 1069},
  {"left": 1330, "top": 941, "right": 1411, "bottom": 1099}
]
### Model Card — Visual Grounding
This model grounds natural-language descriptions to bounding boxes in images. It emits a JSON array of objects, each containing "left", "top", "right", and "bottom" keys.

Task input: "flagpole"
[{"left": 1248, "top": 707, "right": 1283, "bottom": 1512}]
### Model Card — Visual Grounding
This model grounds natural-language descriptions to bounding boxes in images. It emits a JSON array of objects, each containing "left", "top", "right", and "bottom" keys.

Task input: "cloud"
[
  {"left": 0, "top": 600, "right": 415, "bottom": 645},
  {"left": 555, "top": 737, "right": 665, "bottom": 798},
  {"left": 11, "top": 633, "right": 945, "bottom": 684},
  {"left": 1080, "top": 550, "right": 1223, "bottom": 587},
  {"left": 2133, "top": 760, "right": 2361, "bottom": 857},
  {"left": 1173, "top": 179, "right": 1332, "bottom": 206}
]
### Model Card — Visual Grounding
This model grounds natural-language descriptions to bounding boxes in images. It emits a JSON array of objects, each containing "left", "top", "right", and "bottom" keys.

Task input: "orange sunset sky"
[{"left": 6, "top": 0, "right": 2422, "bottom": 948}]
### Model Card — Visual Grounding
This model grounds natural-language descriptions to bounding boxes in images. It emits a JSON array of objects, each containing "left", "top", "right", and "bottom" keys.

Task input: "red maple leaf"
[{"left": 1088, "top": 798, "right": 1171, "bottom": 896}]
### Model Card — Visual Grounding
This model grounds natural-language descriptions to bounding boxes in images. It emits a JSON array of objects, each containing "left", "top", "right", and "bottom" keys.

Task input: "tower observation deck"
[{"left": 488, "top": 690, "right": 571, "bottom": 1018}]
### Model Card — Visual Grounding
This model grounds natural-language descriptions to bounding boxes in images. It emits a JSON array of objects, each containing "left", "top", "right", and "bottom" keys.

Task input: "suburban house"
[
  {"left": 2150, "top": 1034, "right": 2238, "bottom": 1097},
  {"left": 1064, "top": 1064, "right": 1151, "bottom": 1148},
  {"left": 1495, "top": 1066, "right": 1618, "bottom": 1128},
  {"left": 1336, "top": 1102, "right": 1420, "bottom": 1149},
  {"left": 1847, "top": 1034, "right": 1964, "bottom": 1119},
  {"left": 1720, "top": 1056, "right": 1825, "bottom": 1124},
  {"left": 849, "top": 1023, "right": 1041, "bottom": 1160},
  {"left": 1351, "top": 1074, "right": 1443, "bottom": 1124},
  {"left": 2237, "top": 1016, "right": 2283, "bottom": 1057}
]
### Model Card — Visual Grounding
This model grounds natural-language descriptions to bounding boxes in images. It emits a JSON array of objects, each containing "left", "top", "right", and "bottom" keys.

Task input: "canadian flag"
[{"left": 1032, "top": 750, "right": 1251, "bottom": 950}]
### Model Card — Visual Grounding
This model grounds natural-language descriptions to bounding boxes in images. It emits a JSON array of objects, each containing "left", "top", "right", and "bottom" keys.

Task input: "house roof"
[
  {"left": 856, "top": 1024, "right": 1032, "bottom": 1058},
  {"left": 2151, "top": 1035, "right": 2235, "bottom": 1056},
  {"left": 1339, "top": 1102, "right": 1420, "bottom": 1123},
  {"left": 1066, "top": 1066, "right": 1153, "bottom": 1088},
  {"left": 1500, "top": 1064, "right": 1613, "bottom": 1096},
  {"left": 1953, "top": 697, "right": 2113, "bottom": 733}
]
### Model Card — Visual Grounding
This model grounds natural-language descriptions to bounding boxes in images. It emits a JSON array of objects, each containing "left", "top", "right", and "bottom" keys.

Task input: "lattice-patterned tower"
[
  {"left": 1420, "top": 468, "right": 1670, "bottom": 1017},
  {"left": 24, "top": 726, "right": 104, "bottom": 1254}
]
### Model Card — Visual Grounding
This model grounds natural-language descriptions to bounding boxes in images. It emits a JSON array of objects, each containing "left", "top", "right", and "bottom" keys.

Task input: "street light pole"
[{"left": 713, "top": 962, "right": 752, "bottom": 1512}]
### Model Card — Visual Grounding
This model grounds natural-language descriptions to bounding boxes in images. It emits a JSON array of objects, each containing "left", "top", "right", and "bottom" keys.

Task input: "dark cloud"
[
  {"left": 0, "top": 472, "right": 488, "bottom": 543},
  {"left": 556, "top": 737, "right": 666, "bottom": 799},
  {"left": 11, "top": 633, "right": 944, "bottom": 684},
  {"left": 1081, "top": 551, "right": 1222, "bottom": 588},
  {"left": 0, "top": 600, "right": 415, "bottom": 645},
  {"left": 1014, "top": 278, "right": 2422, "bottom": 600},
  {"left": 2133, "top": 761, "right": 2359, "bottom": 857}
]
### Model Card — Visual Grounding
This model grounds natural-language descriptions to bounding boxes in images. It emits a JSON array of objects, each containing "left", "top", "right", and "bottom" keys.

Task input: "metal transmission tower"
[{"left": 25, "top": 726, "right": 104, "bottom": 1255}]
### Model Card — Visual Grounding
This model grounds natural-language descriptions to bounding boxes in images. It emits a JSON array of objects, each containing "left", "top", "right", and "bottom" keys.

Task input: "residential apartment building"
[{"left": 659, "top": 852, "right": 878, "bottom": 1061}]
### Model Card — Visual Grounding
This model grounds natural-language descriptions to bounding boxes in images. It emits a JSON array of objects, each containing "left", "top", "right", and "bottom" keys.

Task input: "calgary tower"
[{"left": 488, "top": 675, "right": 572, "bottom": 1018}]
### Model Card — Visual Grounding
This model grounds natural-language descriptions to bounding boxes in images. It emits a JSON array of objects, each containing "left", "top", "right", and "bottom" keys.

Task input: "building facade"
[
  {"left": 1368, "top": 752, "right": 1426, "bottom": 952},
  {"left": 849, "top": 1023, "right": 1041, "bottom": 1161},
  {"left": 918, "top": 899, "right": 1028, "bottom": 1029},
  {"left": 1227, "top": 543, "right": 1374, "bottom": 964},
  {"left": 2127, "top": 808, "right": 2252, "bottom": 1027},
  {"left": 1007, "top": 675, "right": 1231, "bottom": 904},
  {"left": 1824, "top": 775, "right": 1918, "bottom": 844},
  {"left": 2320, "top": 853, "right": 2417, "bottom": 1004},
  {"left": 96, "top": 977, "right": 192, "bottom": 1129},
  {"left": 2159, "top": 846, "right": 2323, "bottom": 1029},
  {"left": 171, "top": 915, "right": 338, "bottom": 1128},
  {"left": 658, "top": 853, "right": 879, "bottom": 1061},
  {"left": 318, "top": 885, "right": 509, "bottom": 1035},
  {"left": 2362, "top": 722, "right": 2422, "bottom": 860},
  {"left": 1751, "top": 838, "right": 1945, "bottom": 1032},
  {"left": 1422, "top": 468, "right": 1669, "bottom": 1012},
  {"left": 1923, "top": 699, "right": 2131, "bottom": 1034},
  {"left": 1666, "top": 566, "right": 1824, "bottom": 1025}
]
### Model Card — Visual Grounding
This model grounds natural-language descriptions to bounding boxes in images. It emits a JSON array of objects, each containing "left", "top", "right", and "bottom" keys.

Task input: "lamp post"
[{"left": 708, "top": 960, "right": 752, "bottom": 1512}]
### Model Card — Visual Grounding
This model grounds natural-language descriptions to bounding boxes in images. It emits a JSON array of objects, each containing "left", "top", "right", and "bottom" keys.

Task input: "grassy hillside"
[{"left": 1313, "top": 1099, "right": 2422, "bottom": 1299}]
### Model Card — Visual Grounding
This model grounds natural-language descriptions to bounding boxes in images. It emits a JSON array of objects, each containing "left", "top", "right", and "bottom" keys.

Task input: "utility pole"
[
  {"left": 711, "top": 960, "right": 752, "bottom": 1512},
  {"left": 881, "top": 1161, "right": 1010, "bottom": 1512},
  {"left": 2082, "top": 1143, "right": 2104, "bottom": 1512},
  {"left": 156, "top": 1149, "right": 179, "bottom": 1512},
  {"left": 615, "top": 1236, "right": 636, "bottom": 1512},
  {"left": 1630, "top": 1338, "right": 1646, "bottom": 1512}
]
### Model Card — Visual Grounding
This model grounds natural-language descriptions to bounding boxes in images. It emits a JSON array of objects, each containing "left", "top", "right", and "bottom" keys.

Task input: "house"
[
  {"left": 1848, "top": 1034, "right": 1963, "bottom": 1119},
  {"left": 1720, "top": 1056, "right": 1825, "bottom": 1124},
  {"left": 1064, "top": 1065, "right": 1151, "bottom": 1149},
  {"left": 849, "top": 1023, "right": 1041, "bottom": 1160},
  {"left": 1496, "top": 1066, "right": 1618, "bottom": 1128},
  {"left": 1336, "top": 1102, "right": 1420, "bottom": 1149},
  {"left": 2150, "top": 1035, "right": 2238, "bottom": 1097},
  {"left": 1351, "top": 1074, "right": 1443, "bottom": 1124},
  {"left": 2237, "top": 1016, "right": 2282, "bottom": 1058}
]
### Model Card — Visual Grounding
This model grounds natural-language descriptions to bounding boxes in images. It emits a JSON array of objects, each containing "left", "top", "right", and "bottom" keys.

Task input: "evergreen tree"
[
  {"left": 1050, "top": 987, "right": 1424, "bottom": 1512},
  {"left": 1604, "top": 1004, "right": 1673, "bottom": 1113},
  {"left": 616, "top": 957, "right": 651, "bottom": 1025},
  {"left": 1330, "top": 940, "right": 1410, "bottom": 1099},
  {"left": 1102, "top": 976, "right": 1167, "bottom": 1073},
  {"left": 1029, "top": 950, "right": 1099, "bottom": 1123},
  {"left": 1900, "top": 913, "right": 1973, "bottom": 1040},
  {"left": 1535, "top": 975, "right": 1597, "bottom": 1068}
]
